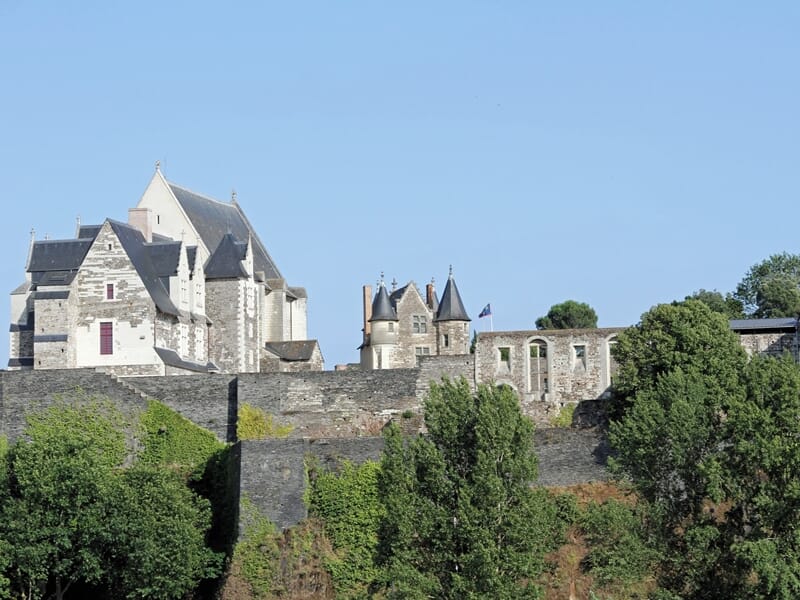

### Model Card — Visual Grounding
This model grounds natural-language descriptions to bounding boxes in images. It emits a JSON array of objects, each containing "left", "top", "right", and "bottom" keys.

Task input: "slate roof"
[
  {"left": 264, "top": 340, "right": 319, "bottom": 361},
  {"left": 371, "top": 283, "right": 397, "bottom": 321},
  {"left": 168, "top": 183, "right": 282, "bottom": 280},
  {"left": 205, "top": 233, "right": 249, "bottom": 279},
  {"left": 108, "top": 220, "right": 180, "bottom": 317},
  {"left": 435, "top": 274, "right": 470, "bottom": 322},
  {"left": 145, "top": 241, "right": 182, "bottom": 277},
  {"left": 154, "top": 347, "right": 218, "bottom": 373},
  {"left": 28, "top": 239, "right": 93, "bottom": 274},
  {"left": 729, "top": 318, "right": 798, "bottom": 331},
  {"left": 77, "top": 225, "right": 102, "bottom": 239}
]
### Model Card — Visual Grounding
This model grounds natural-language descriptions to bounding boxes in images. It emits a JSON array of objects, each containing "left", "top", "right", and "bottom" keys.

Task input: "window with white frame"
[{"left": 412, "top": 315, "right": 427, "bottom": 333}]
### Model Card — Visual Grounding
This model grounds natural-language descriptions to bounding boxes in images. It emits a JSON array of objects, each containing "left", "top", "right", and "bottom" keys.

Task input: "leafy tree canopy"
[
  {"left": 610, "top": 299, "right": 800, "bottom": 598},
  {"left": 684, "top": 288, "right": 744, "bottom": 320},
  {"left": 377, "top": 378, "right": 564, "bottom": 599},
  {"left": 536, "top": 299, "right": 598, "bottom": 330},
  {"left": 0, "top": 400, "right": 221, "bottom": 600},
  {"left": 734, "top": 252, "right": 800, "bottom": 318}
]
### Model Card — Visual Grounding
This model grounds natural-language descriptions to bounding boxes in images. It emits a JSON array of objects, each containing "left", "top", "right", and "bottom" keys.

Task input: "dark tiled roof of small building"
[
  {"left": 435, "top": 274, "right": 470, "bottom": 322},
  {"left": 28, "top": 239, "right": 93, "bottom": 273},
  {"left": 168, "top": 183, "right": 282, "bottom": 280},
  {"left": 264, "top": 340, "right": 319, "bottom": 361},
  {"left": 108, "top": 220, "right": 180, "bottom": 317},
  {"left": 371, "top": 283, "right": 397, "bottom": 321},
  {"left": 205, "top": 233, "right": 249, "bottom": 279},
  {"left": 287, "top": 286, "right": 307, "bottom": 300},
  {"left": 729, "top": 318, "right": 798, "bottom": 331},
  {"left": 154, "top": 347, "right": 218, "bottom": 373}
]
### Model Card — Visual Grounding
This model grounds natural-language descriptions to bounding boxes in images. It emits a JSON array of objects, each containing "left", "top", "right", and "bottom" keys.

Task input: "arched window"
[{"left": 528, "top": 339, "right": 549, "bottom": 396}]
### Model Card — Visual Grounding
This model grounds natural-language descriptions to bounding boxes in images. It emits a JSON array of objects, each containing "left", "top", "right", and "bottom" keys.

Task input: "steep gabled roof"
[
  {"left": 205, "top": 233, "right": 249, "bottom": 279},
  {"left": 370, "top": 282, "right": 398, "bottom": 321},
  {"left": 168, "top": 183, "right": 282, "bottom": 280},
  {"left": 436, "top": 271, "right": 470, "bottom": 322},
  {"left": 108, "top": 220, "right": 180, "bottom": 317}
]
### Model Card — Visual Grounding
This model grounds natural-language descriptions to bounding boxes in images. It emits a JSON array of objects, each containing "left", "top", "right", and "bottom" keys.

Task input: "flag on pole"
[{"left": 478, "top": 304, "right": 492, "bottom": 318}]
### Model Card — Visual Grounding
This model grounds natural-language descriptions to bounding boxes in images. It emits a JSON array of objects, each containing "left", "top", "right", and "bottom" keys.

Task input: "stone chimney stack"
[
  {"left": 128, "top": 207, "right": 153, "bottom": 242},
  {"left": 363, "top": 285, "right": 373, "bottom": 340},
  {"left": 426, "top": 281, "right": 436, "bottom": 309}
]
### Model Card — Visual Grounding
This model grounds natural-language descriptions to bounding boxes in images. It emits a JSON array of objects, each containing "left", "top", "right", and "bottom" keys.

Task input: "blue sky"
[{"left": 1, "top": 2, "right": 798, "bottom": 369}]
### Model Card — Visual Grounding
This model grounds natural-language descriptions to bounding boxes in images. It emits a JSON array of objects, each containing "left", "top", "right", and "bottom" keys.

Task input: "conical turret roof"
[
  {"left": 435, "top": 267, "right": 470, "bottom": 322},
  {"left": 370, "top": 280, "right": 398, "bottom": 321}
]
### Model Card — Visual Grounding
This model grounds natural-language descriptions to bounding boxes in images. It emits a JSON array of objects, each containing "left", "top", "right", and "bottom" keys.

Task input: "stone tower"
[
  {"left": 434, "top": 267, "right": 471, "bottom": 355},
  {"left": 364, "top": 276, "right": 399, "bottom": 369}
]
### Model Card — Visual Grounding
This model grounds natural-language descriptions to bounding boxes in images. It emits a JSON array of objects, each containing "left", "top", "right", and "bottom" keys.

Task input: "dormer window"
[{"left": 106, "top": 283, "right": 114, "bottom": 300}]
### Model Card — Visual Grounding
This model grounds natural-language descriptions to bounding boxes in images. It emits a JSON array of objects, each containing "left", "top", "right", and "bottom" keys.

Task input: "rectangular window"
[
  {"left": 574, "top": 344, "right": 586, "bottom": 370},
  {"left": 499, "top": 347, "right": 510, "bottom": 362},
  {"left": 412, "top": 315, "right": 427, "bottom": 334},
  {"left": 443, "top": 334, "right": 450, "bottom": 348},
  {"left": 100, "top": 322, "right": 113, "bottom": 355},
  {"left": 388, "top": 322, "right": 394, "bottom": 332},
  {"left": 415, "top": 346, "right": 431, "bottom": 356},
  {"left": 106, "top": 283, "right": 114, "bottom": 300}
]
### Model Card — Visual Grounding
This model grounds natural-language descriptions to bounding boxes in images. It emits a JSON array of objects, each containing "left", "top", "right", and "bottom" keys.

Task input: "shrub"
[{"left": 237, "top": 403, "right": 293, "bottom": 440}]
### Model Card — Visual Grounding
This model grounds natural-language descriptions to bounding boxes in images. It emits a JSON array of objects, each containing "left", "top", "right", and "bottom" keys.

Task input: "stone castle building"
[
  {"left": 8, "top": 165, "right": 322, "bottom": 375},
  {"left": 359, "top": 268, "right": 471, "bottom": 369}
]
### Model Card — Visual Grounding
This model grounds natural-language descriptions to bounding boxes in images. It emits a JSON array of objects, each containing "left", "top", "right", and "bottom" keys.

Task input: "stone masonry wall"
[
  {"left": 239, "top": 428, "right": 609, "bottom": 530},
  {"left": 0, "top": 369, "right": 148, "bottom": 443},
  {"left": 475, "top": 328, "right": 624, "bottom": 422},
  {"left": 738, "top": 330, "right": 798, "bottom": 360}
]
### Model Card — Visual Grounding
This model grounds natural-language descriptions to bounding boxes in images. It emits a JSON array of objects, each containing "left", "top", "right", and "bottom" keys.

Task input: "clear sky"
[{"left": 1, "top": 2, "right": 798, "bottom": 369}]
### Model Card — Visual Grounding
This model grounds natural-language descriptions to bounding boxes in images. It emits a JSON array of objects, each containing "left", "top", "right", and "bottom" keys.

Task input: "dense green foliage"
[
  {"left": 0, "top": 401, "right": 222, "bottom": 600},
  {"left": 308, "top": 461, "right": 386, "bottom": 598},
  {"left": 232, "top": 498, "right": 283, "bottom": 598},
  {"left": 580, "top": 499, "right": 658, "bottom": 588},
  {"left": 536, "top": 299, "right": 598, "bottom": 330},
  {"left": 377, "top": 378, "right": 565, "bottom": 599},
  {"left": 237, "top": 403, "right": 293, "bottom": 440},
  {"left": 684, "top": 288, "right": 744, "bottom": 319},
  {"left": 734, "top": 252, "right": 800, "bottom": 317},
  {"left": 139, "top": 399, "right": 225, "bottom": 478},
  {"left": 610, "top": 299, "right": 800, "bottom": 598}
]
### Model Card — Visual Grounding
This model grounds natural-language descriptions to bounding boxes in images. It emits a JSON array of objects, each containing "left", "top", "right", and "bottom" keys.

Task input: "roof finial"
[
  {"left": 30, "top": 228, "right": 35, "bottom": 241},
  {"left": 180, "top": 228, "right": 186, "bottom": 242},
  {"left": 391, "top": 277, "right": 398, "bottom": 291},
  {"left": 231, "top": 189, "right": 237, "bottom": 204},
  {"left": 155, "top": 160, "right": 161, "bottom": 172},
  {"left": 449, "top": 264, "right": 454, "bottom": 279},
  {"left": 431, "top": 276, "right": 435, "bottom": 285}
]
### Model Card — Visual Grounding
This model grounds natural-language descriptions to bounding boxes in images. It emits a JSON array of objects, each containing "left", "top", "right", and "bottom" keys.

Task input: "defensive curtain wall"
[{"left": 0, "top": 356, "right": 610, "bottom": 530}]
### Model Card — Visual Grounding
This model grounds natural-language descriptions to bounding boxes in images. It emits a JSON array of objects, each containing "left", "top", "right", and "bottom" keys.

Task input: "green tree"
[
  {"left": 102, "top": 466, "right": 220, "bottom": 599},
  {"left": 611, "top": 299, "right": 746, "bottom": 409},
  {"left": 722, "top": 354, "right": 800, "bottom": 598},
  {"left": 684, "top": 288, "right": 744, "bottom": 319},
  {"left": 535, "top": 300, "right": 598, "bottom": 330},
  {"left": 609, "top": 300, "right": 800, "bottom": 598},
  {"left": 1, "top": 402, "right": 128, "bottom": 600},
  {"left": 734, "top": 252, "right": 800, "bottom": 318},
  {"left": 377, "top": 378, "right": 563, "bottom": 599},
  {"left": 0, "top": 401, "right": 221, "bottom": 600}
]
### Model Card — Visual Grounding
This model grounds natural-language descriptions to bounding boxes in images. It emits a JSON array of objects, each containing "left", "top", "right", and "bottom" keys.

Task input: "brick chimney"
[
  {"left": 128, "top": 207, "right": 153, "bottom": 242},
  {"left": 426, "top": 281, "right": 436, "bottom": 309},
  {"left": 363, "top": 285, "right": 373, "bottom": 341}
]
